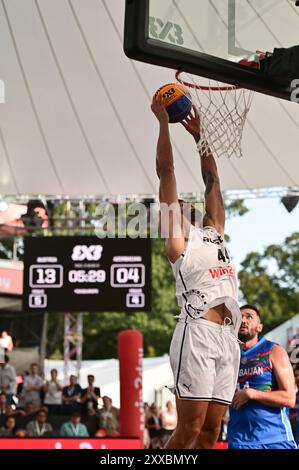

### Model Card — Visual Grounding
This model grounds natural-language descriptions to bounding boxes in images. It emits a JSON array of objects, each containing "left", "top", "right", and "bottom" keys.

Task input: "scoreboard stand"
[{"left": 64, "top": 312, "right": 83, "bottom": 383}]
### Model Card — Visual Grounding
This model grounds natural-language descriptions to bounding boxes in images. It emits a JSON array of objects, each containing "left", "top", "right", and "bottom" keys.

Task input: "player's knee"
[
  {"left": 181, "top": 417, "right": 203, "bottom": 438},
  {"left": 202, "top": 423, "right": 221, "bottom": 442}
]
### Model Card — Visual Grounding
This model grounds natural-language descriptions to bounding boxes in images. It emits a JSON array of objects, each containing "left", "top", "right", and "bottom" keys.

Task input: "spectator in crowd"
[
  {"left": 16, "top": 371, "right": 29, "bottom": 402},
  {"left": 160, "top": 401, "right": 177, "bottom": 437},
  {"left": 84, "top": 406, "right": 100, "bottom": 437},
  {"left": 43, "top": 369, "right": 62, "bottom": 415},
  {"left": 0, "top": 395, "right": 13, "bottom": 438},
  {"left": 0, "top": 392, "right": 9, "bottom": 417},
  {"left": 143, "top": 403, "right": 151, "bottom": 449},
  {"left": 0, "top": 355, "right": 16, "bottom": 404},
  {"left": 13, "top": 402, "right": 36, "bottom": 429},
  {"left": 20, "top": 363, "right": 43, "bottom": 411},
  {"left": 0, "top": 331, "right": 14, "bottom": 352},
  {"left": 26, "top": 409, "right": 53, "bottom": 437},
  {"left": 60, "top": 411, "right": 89, "bottom": 437},
  {"left": 160, "top": 401, "right": 177, "bottom": 447},
  {"left": 62, "top": 375, "right": 82, "bottom": 415},
  {"left": 0, "top": 416, "right": 17, "bottom": 437},
  {"left": 81, "top": 375, "right": 100, "bottom": 415},
  {"left": 23, "top": 402, "right": 35, "bottom": 418},
  {"left": 147, "top": 403, "right": 162, "bottom": 449},
  {"left": 293, "top": 365, "right": 299, "bottom": 446},
  {"left": 39, "top": 371, "right": 46, "bottom": 405},
  {"left": 98, "top": 396, "right": 120, "bottom": 436},
  {"left": 0, "top": 392, "right": 14, "bottom": 428},
  {"left": 144, "top": 402, "right": 151, "bottom": 422}
]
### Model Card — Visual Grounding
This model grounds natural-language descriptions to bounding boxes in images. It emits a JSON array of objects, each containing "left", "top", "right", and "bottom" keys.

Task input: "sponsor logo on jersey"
[
  {"left": 239, "top": 366, "right": 264, "bottom": 377},
  {"left": 183, "top": 383, "right": 192, "bottom": 391},
  {"left": 209, "top": 265, "right": 235, "bottom": 279},
  {"left": 203, "top": 235, "right": 223, "bottom": 245}
]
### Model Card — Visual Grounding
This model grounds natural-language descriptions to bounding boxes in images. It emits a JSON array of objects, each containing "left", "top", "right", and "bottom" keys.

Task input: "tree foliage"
[{"left": 239, "top": 232, "right": 299, "bottom": 332}]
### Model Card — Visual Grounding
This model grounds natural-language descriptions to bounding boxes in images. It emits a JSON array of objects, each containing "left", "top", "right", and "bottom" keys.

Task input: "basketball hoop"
[{"left": 176, "top": 71, "right": 254, "bottom": 159}]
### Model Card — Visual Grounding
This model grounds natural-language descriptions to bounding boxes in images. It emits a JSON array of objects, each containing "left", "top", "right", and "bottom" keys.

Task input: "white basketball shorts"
[{"left": 169, "top": 318, "right": 240, "bottom": 404}]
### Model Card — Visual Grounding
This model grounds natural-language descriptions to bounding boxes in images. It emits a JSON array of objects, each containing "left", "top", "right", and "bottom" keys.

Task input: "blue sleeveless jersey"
[{"left": 228, "top": 336, "right": 295, "bottom": 447}]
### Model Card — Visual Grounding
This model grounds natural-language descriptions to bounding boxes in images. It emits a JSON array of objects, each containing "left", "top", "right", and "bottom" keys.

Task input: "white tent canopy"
[{"left": 0, "top": 0, "right": 299, "bottom": 197}]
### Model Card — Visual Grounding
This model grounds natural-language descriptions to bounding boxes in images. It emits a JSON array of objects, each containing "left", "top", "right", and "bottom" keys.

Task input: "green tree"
[{"left": 239, "top": 232, "right": 299, "bottom": 332}]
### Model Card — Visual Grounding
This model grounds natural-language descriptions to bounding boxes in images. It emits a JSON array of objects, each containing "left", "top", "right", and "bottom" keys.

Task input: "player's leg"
[
  {"left": 164, "top": 396, "right": 209, "bottom": 449},
  {"left": 194, "top": 401, "right": 227, "bottom": 448},
  {"left": 194, "top": 323, "right": 240, "bottom": 449},
  {"left": 165, "top": 320, "right": 219, "bottom": 449}
]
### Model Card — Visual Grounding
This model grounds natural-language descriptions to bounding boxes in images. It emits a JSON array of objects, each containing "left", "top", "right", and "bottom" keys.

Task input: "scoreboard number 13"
[{"left": 29, "top": 264, "right": 64, "bottom": 288}]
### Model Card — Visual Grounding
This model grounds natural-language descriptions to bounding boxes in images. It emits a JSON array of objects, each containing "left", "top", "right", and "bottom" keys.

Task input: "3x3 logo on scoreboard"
[{"left": 23, "top": 237, "right": 151, "bottom": 312}]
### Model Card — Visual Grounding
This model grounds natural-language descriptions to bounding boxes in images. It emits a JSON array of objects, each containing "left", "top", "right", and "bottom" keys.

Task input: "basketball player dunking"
[{"left": 151, "top": 94, "right": 242, "bottom": 449}]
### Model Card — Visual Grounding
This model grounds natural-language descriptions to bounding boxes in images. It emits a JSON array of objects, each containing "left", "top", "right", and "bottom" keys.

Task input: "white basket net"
[{"left": 176, "top": 71, "right": 254, "bottom": 159}]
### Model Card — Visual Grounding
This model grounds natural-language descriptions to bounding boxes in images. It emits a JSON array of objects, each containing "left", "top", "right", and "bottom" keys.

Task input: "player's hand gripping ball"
[{"left": 155, "top": 83, "right": 192, "bottom": 123}]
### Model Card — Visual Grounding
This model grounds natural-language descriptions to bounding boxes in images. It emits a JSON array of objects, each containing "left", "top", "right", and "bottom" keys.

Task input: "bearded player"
[
  {"left": 228, "top": 305, "right": 296, "bottom": 449},
  {"left": 151, "top": 93, "right": 242, "bottom": 449}
]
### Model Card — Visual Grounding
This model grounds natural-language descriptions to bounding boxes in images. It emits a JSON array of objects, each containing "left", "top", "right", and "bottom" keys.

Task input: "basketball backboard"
[{"left": 124, "top": 0, "right": 299, "bottom": 101}]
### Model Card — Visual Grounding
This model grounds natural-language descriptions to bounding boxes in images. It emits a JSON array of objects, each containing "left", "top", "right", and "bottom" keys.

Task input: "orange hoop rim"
[{"left": 175, "top": 70, "right": 240, "bottom": 91}]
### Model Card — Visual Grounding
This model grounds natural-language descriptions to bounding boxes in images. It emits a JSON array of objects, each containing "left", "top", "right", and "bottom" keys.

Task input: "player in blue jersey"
[{"left": 228, "top": 304, "right": 297, "bottom": 449}]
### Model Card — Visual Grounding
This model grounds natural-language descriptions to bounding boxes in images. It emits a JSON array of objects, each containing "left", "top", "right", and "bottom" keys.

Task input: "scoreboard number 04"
[{"left": 110, "top": 264, "right": 145, "bottom": 288}]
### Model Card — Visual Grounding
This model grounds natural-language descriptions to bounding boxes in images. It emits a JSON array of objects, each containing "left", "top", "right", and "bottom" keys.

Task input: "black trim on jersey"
[
  {"left": 175, "top": 319, "right": 188, "bottom": 393},
  {"left": 176, "top": 394, "right": 211, "bottom": 401},
  {"left": 175, "top": 393, "right": 232, "bottom": 405},
  {"left": 211, "top": 397, "right": 232, "bottom": 405},
  {"left": 179, "top": 269, "right": 187, "bottom": 291}
]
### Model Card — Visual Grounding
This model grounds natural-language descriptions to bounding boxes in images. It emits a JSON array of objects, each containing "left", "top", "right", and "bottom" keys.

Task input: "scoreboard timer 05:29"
[{"left": 23, "top": 236, "right": 151, "bottom": 312}]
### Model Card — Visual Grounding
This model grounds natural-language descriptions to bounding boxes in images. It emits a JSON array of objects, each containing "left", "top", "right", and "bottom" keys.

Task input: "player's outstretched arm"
[
  {"left": 182, "top": 106, "right": 225, "bottom": 236},
  {"left": 151, "top": 95, "right": 184, "bottom": 263}
]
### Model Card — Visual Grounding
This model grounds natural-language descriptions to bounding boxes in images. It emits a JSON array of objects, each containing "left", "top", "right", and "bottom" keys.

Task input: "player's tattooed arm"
[
  {"left": 181, "top": 105, "right": 225, "bottom": 234},
  {"left": 200, "top": 146, "right": 225, "bottom": 235}
]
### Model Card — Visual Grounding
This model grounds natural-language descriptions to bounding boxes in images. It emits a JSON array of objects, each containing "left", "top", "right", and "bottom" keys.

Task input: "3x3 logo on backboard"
[{"left": 149, "top": 16, "right": 184, "bottom": 46}]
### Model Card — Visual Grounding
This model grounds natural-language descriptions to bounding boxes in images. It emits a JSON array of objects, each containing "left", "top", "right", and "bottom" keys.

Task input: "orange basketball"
[{"left": 155, "top": 83, "right": 192, "bottom": 123}]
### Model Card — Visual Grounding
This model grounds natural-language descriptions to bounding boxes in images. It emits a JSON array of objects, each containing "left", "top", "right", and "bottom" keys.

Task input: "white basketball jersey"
[{"left": 170, "top": 225, "right": 241, "bottom": 334}]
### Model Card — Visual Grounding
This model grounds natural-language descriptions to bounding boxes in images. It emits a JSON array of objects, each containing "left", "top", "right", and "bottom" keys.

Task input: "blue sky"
[{"left": 226, "top": 197, "right": 299, "bottom": 271}]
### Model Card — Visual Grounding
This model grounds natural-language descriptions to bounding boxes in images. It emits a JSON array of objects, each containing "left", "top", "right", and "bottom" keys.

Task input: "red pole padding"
[{"left": 118, "top": 330, "right": 143, "bottom": 441}]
